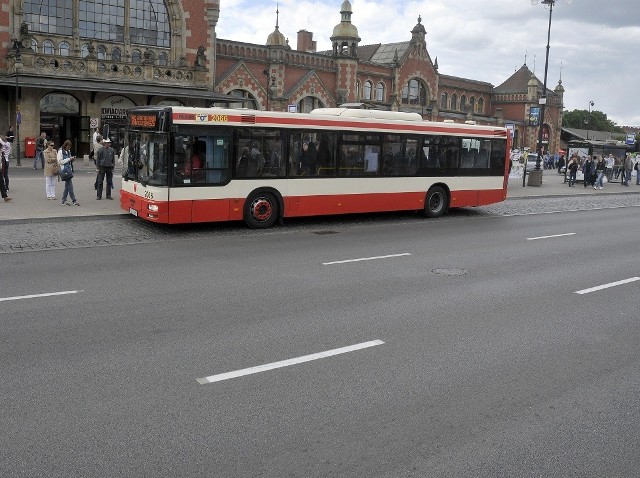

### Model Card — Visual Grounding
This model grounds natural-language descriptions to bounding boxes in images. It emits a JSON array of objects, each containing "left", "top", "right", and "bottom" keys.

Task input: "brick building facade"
[{"left": 0, "top": 0, "right": 563, "bottom": 157}]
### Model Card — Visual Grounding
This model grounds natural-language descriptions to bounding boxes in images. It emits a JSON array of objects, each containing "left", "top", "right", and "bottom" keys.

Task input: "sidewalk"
[
  {"left": 1, "top": 162, "right": 639, "bottom": 222},
  {"left": 506, "top": 168, "right": 640, "bottom": 198},
  {"left": 1, "top": 159, "right": 125, "bottom": 221}
]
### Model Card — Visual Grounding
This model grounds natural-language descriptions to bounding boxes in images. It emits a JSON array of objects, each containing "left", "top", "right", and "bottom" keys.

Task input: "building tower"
[{"left": 330, "top": 0, "right": 361, "bottom": 103}]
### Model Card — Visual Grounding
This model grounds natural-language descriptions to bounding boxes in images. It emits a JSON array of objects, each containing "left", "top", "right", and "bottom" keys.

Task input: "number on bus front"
[{"left": 144, "top": 191, "right": 154, "bottom": 199}]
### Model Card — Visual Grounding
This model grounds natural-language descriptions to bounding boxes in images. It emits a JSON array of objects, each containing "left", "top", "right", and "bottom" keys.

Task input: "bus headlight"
[{"left": 147, "top": 204, "right": 159, "bottom": 212}]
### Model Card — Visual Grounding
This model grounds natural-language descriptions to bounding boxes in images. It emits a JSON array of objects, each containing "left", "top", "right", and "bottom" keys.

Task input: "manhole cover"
[
  {"left": 313, "top": 230, "right": 339, "bottom": 235},
  {"left": 431, "top": 268, "right": 467, "bottom": 276}
]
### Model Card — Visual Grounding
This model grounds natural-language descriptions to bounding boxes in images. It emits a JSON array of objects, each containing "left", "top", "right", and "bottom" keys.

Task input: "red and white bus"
[{"left": 120, "top": 106, "right": 510, "bottom": 227}]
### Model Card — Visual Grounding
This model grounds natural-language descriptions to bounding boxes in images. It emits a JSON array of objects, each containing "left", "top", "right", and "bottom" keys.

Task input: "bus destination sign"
[{"left": 130, "top": 114, "right": 158, "bottom": 128}]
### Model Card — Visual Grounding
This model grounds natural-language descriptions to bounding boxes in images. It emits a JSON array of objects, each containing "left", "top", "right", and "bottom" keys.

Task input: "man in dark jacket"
[
  {"left": 96, "top": 138, "right": 115, "bottom": 199},
  {"left": 582, "top": 156, "right": 594, "bottom": 188}
]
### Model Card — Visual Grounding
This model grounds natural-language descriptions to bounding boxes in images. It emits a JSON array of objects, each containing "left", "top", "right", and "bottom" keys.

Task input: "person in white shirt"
[
  {"left": 0, "top": 135, "right": 11, "bottom": 192},
  {"left": 605, "top": 153, "right": 614, "bottom": 182}
]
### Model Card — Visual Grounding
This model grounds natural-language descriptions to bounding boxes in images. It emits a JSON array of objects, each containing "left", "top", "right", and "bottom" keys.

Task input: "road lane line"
[
  {"left": 0, "top": 290, "right": 83, "bottom": 302},
  {"left": 527, "top": 232, "right": 576, "bottom": 241},
  {"left": 575, "top": 277, "right": 640, "bottom": 295},
  {"left": 323, "top": 253, "right": 411, "bottom": 265},
  {"left": 197, "top": 339, "right": 385, "bottom": 385}
]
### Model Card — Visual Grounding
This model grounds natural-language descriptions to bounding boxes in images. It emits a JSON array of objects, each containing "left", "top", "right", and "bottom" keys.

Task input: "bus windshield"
[{"left": 124, "top": 130, "right": 169, "bottom": 186}]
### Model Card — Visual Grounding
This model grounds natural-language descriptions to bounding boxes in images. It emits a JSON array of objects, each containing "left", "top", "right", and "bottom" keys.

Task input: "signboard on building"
[
  {"left": 100, "top": 96, "right": 136, "bottom": 121},
  {"left": 505, "top": 123, "right": 515, "bottom": 139},
  {"left": 626, "top": 133, "right": 636, "bottom": 145},
  {"left": 529, "top": 107, "right": 540, "bottom": 126}
]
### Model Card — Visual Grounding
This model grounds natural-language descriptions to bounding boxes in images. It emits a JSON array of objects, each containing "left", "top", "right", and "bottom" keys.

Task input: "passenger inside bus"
[
  {"left": 236, "top": 146, "right": 251, "bottom": 178},
  {"left": 316, "top": 134, "right": 334, "bottom": 176},
  {"left": 298, "top": 140, "right": 317, "bottom": 176}
]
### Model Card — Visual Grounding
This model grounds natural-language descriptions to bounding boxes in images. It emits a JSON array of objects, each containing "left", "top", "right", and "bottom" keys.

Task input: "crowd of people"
[
  {"left": 565, "top": 152, "right": 639, "bottom": 188},
  {"left": 0, "top": 126, "right": 121, "bottom": 206}
]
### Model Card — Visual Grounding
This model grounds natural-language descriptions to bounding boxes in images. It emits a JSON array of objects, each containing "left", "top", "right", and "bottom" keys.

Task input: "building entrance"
[{"left": 40, "top": 93, "right": 89, "bottom": 154}]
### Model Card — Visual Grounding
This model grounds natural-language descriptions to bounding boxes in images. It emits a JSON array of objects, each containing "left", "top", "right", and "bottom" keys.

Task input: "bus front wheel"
[
  {"left": 424, "top": 186, "right": 448, "bottom": 218},
  {"left": 244, "top": 192, "right": 279, "bottom": 229}
]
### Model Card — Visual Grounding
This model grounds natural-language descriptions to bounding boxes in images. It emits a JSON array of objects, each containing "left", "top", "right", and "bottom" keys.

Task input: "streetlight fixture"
[
  {"left": 585, "top": 100, "right": 594, "bottom": 140},
  {"left": 262, "top": 69, "right": 275, "bottom": 111},
  {"left": 531, "top": 0, "right": 555, "bottom": 174}
]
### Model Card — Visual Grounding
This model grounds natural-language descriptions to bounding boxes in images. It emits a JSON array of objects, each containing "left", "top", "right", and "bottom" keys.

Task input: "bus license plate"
[{"left": 129, "top": 208, "right": 138, "bottom": 217}]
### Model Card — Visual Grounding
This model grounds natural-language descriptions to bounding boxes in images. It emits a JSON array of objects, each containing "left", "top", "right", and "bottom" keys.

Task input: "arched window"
[
  {"left": 131, "top": 49, "right": 142, "bottom": 63},
  {"left": 81, "top": 44, "right": 89, "bottom": 58},
  {"left": 298, "top": 96, "right": 325, "bottom": 113},
  {"left": 440, "top": 92, "right": 448, "bottom": 110},
  {"left": 450, "top": 93, "right": 457, "bottom": 110},
  {"left": 59, "top": 42, "right": 70, "bottom": 56},
  {"left": 363, "top": 81, "right": 372, "bottom": 100},
  {"left": 158, "top": 52, "right": 168, "bottom": 66},
  {"left": 97, "top": 45, "right": 107, "bottom": 60},
  {"left": 223, "top": 89, "right": 257, "bottom": 109},
  {"left": 130, "top": 0, "right": 171, "bottom": 47},
  {"left": 469, "top": 97, "right": 475, "bottom": 113},
  {"left": 23, "top": 0, "right": 171, "bottom": 47},
  {"left": 460, "top": 95, "right": 467, "bottom": 112},
  {"left": 477, "top": 98, "right": 484, "bottom": 114},
  {"left": 112, "top": 47, "right": 122, "bottom": 62},
  {"left": 31, "top": 39, "right": 38, "bottom": 53},
  {"left": 43, "top": 40, "right": 55, "bottom": 55},
  {"left": 401, "top": 79, "right": 428, "bottom": 106},
  {"left": 375, "top": 82, "right": 384, "bottom": 102}
]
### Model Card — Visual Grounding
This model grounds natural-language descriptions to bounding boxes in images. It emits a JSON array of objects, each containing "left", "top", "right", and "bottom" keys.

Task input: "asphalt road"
[{"left": 2, "top": 203, "right": 640, "bottom": 477}]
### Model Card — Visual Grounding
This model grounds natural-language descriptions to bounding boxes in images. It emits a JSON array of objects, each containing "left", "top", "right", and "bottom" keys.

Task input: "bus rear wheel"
[
  {"left": 244, "top": 192, "right": 279, "bottom": 229},
  {"left": 424, "top": 186, "right": 448, "bottom": 218}
]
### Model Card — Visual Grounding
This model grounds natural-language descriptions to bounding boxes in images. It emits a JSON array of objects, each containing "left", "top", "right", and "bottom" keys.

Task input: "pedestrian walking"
[
  {"left": 567, "top": 155, "right": 578, "bottom": 187},
  {"left": 96, "top": 137, "right": 115, "bottom": 200},
  {"left": 34, "top": 131, "right": 47, "bottom": 169},
  {"left": 623, "top": 153, "right": 633, "bottom": 186},
  {"left": 0, "top": 137, "right": 11, "bottom": 201},
  {"left": 605, "top": 153, "right": 614, "bottom": 182},
  {"left": 582, "top": 155, "right": 594, "bottom": 188},
  {"left": 5, "top": 125, "right": 14, "bottom": 161},
  {"left": 0, "top": 134, "right": 11, "bottom": 193},
  {"left": 57, "top": 139, "right": 79, "bottom": 206},
  {"left": 557, "top": 154, "right": 565, "bottom": 175},
  {"left": 594, "top": 155, "right": 606, "bottom": 189},
  {"left": 635, "top": 155, "right": 640, "bottom": 185},
  {"left": 43, "top": 140, "right": 58, "bottom": 199},
  {"left": 0, "top": 167, "right": 10, "bottom": 202},
  {"left": 93, "top": 135, "right": 103, "bottom": 190},
  {"left": 90, "top": 127, "right": 100, "bottom": 161}
]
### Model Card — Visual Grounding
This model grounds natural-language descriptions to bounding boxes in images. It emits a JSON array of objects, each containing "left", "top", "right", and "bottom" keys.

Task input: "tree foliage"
[{"left": 562, "top": 109, "right": 624, "bottom": 133}]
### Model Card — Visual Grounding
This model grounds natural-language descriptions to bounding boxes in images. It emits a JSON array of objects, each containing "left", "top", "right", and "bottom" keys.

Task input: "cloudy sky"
[{"left": 217, "top": 0, "right": 640, "bottom": 127}]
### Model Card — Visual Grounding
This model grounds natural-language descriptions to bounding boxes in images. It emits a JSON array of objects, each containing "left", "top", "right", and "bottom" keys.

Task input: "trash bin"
[{"left": 25, "top": 137, "right": 36, "bottom": 158}]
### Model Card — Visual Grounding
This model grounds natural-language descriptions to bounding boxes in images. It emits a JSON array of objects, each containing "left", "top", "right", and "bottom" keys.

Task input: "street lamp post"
[
  {"left": 262, "top": 69, "right": 270, "bottom": 111},
  {"left": 13, "top": 39, "right": 21, "bottom": 166},
  {"left": 533, "top": 0, "right": 555, "bottom": 174},
  {"left": 585, "top": 100, "right": 594, "bottom": 140}
]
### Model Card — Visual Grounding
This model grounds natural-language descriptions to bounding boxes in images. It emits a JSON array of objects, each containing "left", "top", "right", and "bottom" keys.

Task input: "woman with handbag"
[
  {"left": 43, "top": 140, "right": 58, "bottom": 200},
  {"left": 57, "top": 139, "right": 80, "bottom": 206}
]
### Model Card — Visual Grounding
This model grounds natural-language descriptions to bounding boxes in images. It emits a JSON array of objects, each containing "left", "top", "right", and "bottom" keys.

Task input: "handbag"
[
  {"left": 52, "top": 162, "right": 60, "bottom": 175},
  {"left": 59, "top": 162, "right": 73, "bottom": 181}
]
